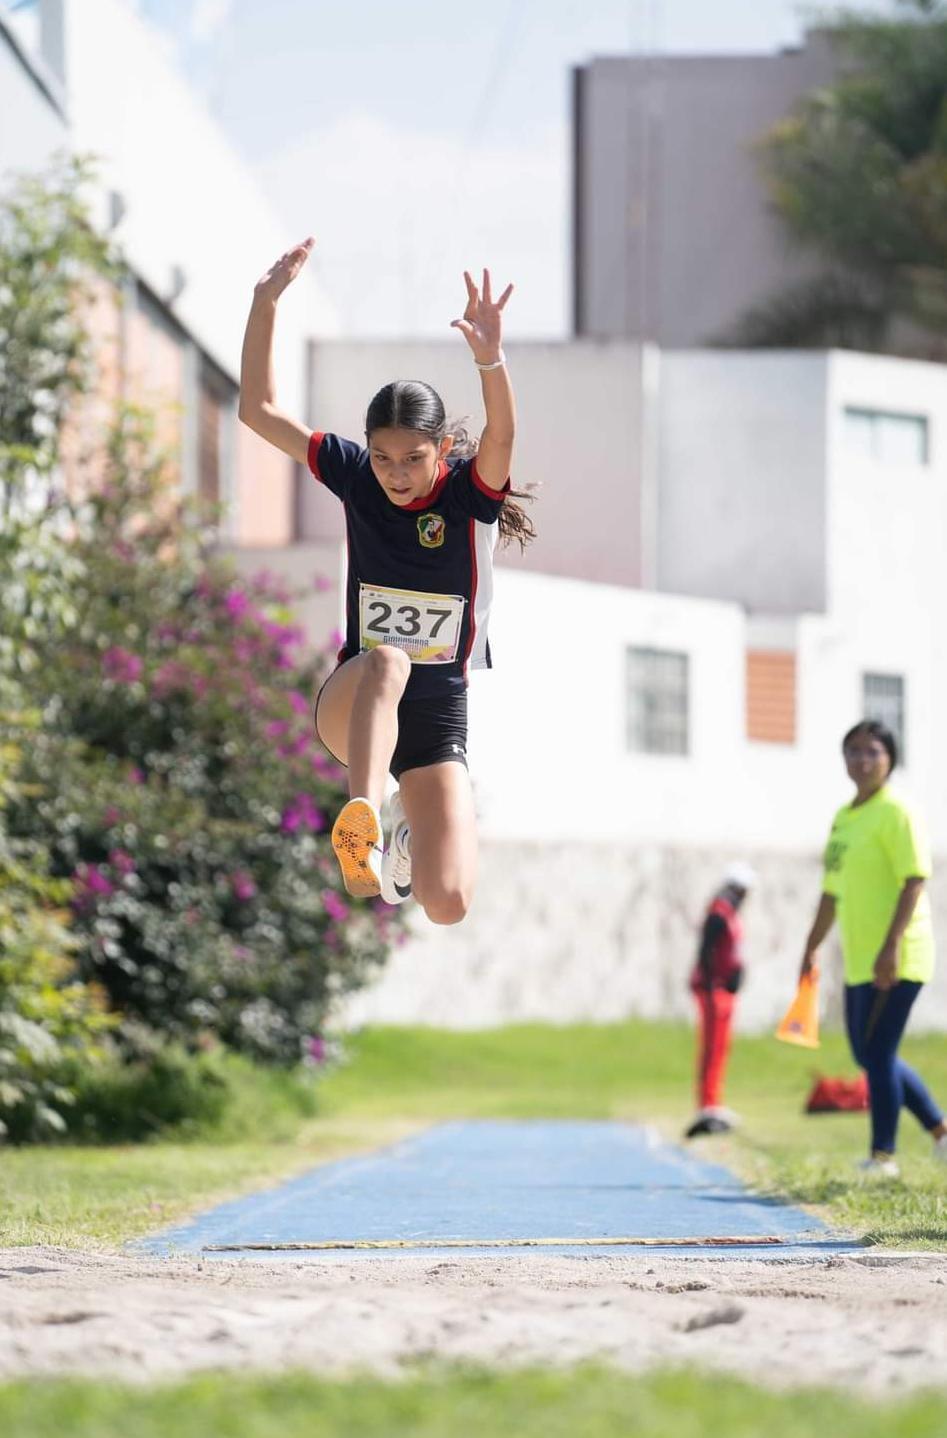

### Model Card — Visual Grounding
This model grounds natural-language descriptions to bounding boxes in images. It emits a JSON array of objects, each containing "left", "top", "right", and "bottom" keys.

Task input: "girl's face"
[{"left": 368, "top": 428, "right": 453, "bottom": 507}]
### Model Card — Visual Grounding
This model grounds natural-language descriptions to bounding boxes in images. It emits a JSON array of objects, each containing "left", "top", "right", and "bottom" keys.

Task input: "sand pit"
[{"left": 2, "top": 1245, "right": 946, "bottom": 1391}]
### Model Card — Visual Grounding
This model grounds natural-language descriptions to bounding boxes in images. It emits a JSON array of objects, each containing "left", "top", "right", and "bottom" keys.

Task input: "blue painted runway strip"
[{"left": 141, "top": 1121, "right": 858, "bottom": 1261}]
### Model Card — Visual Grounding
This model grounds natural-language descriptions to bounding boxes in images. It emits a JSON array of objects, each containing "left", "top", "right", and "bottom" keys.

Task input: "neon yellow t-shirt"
[{"left": 822, "top": 786, "right": 935, "bottom": 986}]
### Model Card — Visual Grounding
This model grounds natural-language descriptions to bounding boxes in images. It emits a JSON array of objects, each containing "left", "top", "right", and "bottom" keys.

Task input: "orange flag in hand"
[{"left": 776, "top": 970, "right": 820, "bottom": 1049}]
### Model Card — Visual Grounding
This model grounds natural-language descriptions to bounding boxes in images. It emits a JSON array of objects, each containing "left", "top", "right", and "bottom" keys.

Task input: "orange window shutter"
[{"left": 746, "top": 650, "right": 797, "bottom": 744}]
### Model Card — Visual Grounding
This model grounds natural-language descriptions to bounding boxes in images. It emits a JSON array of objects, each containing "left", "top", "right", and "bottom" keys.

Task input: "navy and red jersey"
[{"left": 307, "top": 431, "right": 509, "bottom": 700}]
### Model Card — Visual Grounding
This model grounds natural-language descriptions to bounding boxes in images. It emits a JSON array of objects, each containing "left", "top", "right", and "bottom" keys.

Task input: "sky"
[{"left": 136, "top": 0, "right": 899, "bottom": 338}]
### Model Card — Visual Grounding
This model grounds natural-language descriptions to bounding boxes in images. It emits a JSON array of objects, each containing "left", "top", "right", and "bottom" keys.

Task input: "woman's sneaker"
[
  {"left": 380, "top": 790, "right": 412, "bottom": 905},
  {"left": 856, "top": 1155, "right": 900, "bottom": 1179},
  {"left": 331, "top": 798, "right": 383, "bottom": 899}
]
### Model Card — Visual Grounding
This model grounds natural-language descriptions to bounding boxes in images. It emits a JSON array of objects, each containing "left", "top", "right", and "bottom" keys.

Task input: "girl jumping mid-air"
[{"left": 239, "top": 238, "right": 533, "bottom": 921}]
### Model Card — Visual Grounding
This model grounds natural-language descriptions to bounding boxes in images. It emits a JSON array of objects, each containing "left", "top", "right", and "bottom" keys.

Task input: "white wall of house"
[
  {"left": 5, "top": 0, "right": 337, "bottom": 548},
  {"left": 657, "top": 351, "right": 830, "bottom": 614},
  {"left": 299, "top": 340, "right": 947, "bottom": 854},
  {"left": 0, "top": 8, "right": 67, "bottom": 178}
]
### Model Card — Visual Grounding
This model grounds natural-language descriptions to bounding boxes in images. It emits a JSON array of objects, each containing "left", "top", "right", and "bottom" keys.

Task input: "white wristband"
[{"left": 474, "top": 351, "right": 506, "bottom": 371}]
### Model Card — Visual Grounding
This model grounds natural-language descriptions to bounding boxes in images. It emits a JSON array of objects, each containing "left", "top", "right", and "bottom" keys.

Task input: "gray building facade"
[{"left": 572, "top": 31, "right": 839, "bottom": 346}]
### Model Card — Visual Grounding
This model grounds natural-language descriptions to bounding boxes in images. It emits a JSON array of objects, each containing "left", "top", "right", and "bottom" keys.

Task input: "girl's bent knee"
[
  {"left": 363, "top": 643, "right": 411, "bottom": 687},
  {"left": 421, "top": 889, "right": 470, "bottom": 926}
]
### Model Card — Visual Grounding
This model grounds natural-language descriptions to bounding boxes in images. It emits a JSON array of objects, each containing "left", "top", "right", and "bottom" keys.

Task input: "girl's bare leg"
[
  {"left": 315, "top": 647, "right": 410, "bottom": 809},
  {"left": 398, "top": 761, "right": 477, "bottom": 925},
  {"left": 315, "top": 646, "right": 410, "bottom": 897}
]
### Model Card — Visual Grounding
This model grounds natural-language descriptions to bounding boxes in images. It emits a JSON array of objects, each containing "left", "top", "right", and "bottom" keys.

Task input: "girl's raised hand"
[
  {"left": 254, "top": 237, "right": 315, "bottom": 301},
  {"left": 451, "top": 269, "right": 513, "bottom": 364}
]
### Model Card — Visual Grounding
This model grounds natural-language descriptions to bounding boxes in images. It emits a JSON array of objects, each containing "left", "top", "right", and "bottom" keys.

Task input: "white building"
[
  {"left": 1, "top": 0, "right": 336, "bottom": 590},
  {"left": 308, "top": 339, "right": 947, "bottom": 1032}
]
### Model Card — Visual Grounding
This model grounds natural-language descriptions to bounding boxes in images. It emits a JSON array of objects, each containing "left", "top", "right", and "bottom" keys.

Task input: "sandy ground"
[{"left": 1, "top": 1246, "right": 946, "bottom": 1391}]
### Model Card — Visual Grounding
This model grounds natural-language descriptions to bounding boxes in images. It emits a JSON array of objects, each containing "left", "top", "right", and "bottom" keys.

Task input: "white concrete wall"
[
  {"left": 657, "top": 351, "right": 830, "bottom": 614},
  {"left": 469, "top": 568, "right": 745, "bottom": 845},
  {"left": 825, "top": 351, "right": 947, "bottom": 846},
  {"left": 305, "top": 340, "right": 646, "bottom": 588},
  {"left": 0, "top": 12, "right": 67, "bottom": 180}
]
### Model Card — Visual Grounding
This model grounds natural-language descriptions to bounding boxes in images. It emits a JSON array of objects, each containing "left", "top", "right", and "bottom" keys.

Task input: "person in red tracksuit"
[{"left": 684, "top": 863, "right": 757, "bottom": 1139}]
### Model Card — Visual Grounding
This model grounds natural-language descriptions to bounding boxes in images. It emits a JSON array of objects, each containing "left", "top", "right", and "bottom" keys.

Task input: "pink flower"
[
  {"left": 233, "top": 945, "right": 252, "bottom": 961},
  {"left": 329, "top": 628, "right": 343, "bottom": 650},
  {"left": 289, "top": 690, "right": 310, "bottom": 716},
  {"left": 109, "top": 848, "right": 136, "bottom": 876},
  {"left": 224, "top": 588, "right": 251, "bottom": 620},
  {"left": 233, "top": 639, "right": 255, "bottom": 664},
  {"left": 313, "top": 575, "right": 333, "bottom": 593},
  {"left": 72, "top": 863, "right": 115, "bottom": 912},
  {"left": 322, "top": 889, "right": 349, "bottom": 924},
  {"left": 102, "top": 806, "right": 122, "bottom": 826},
  {"left": 305, "top": 1035, "right": 327, "bottom": 1064},
  {"left": 278, "top": 734, "right": 311, "bottom": 759},
  {"left": 128, "top": 766, "right": 145, "bottom": 785},
  {"left": 152, "top": 660, "right": 191, "bottom": 697},
  {"left": 230, "top": 871, "right": 257, "bottom": 902},
  {"left": 153, "top": 661, "right": 207, "bottom": 700},
  {"left": 280, "top": 793, "right": 325, "bottom": 834},
  {"left": 265, "top": 719, "right": 290, "bottom": 740},
  {"left": 102, "top": 647, "right": 143, "bottom": 684}
]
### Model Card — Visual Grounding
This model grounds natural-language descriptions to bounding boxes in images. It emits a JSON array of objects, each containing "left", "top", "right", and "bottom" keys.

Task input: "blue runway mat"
[{"left": 141, "top": 1120, "right": 858, "bottom": 1262}]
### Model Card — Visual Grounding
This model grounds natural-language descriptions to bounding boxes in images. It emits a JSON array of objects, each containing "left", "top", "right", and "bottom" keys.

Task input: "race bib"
[{"left": 358, "top": 583, "right": 466, "bottom": 664}]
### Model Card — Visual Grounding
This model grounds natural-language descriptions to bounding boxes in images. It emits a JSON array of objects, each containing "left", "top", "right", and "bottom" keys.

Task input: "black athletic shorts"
[{"left": 315, "top": 670, "right": 468, "bottom": 781}]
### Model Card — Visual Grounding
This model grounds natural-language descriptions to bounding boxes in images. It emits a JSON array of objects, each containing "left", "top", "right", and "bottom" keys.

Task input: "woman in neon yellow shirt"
[{"left": 800, "top": 720, "right": 947, "bottom": 1177}]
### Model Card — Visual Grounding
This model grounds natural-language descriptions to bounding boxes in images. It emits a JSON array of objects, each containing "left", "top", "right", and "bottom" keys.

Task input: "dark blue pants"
[{"left": 845, "top": 982, "right": 943, "bottom": 1154}]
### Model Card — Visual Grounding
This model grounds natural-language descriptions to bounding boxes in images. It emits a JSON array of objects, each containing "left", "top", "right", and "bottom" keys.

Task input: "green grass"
[
  {"left": 3, "top": 1021, "right": 947, "bottom": 1249},
  {"left": 1, "top": 1367, "right": 946, "bottom": 1438}
]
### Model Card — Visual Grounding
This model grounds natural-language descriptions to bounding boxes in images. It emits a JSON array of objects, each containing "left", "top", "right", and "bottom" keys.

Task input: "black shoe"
[{"left": 684, "top": 1114, "right": 732, "bottom": 1139}]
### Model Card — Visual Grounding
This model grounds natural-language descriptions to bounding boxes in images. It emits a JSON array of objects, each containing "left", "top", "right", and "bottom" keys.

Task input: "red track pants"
[{"left": 694, "top": 987, "right": 736, "bottom": 1109}]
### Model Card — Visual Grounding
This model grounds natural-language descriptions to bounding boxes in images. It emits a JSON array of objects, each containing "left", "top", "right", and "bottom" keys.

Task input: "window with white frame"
[
  {"left": 843, "top": 407, "right": 929, "bottom": 466},
  {"left": 862, "top": 672, "right": 906, "bottom": 761},
  {"left": 626, "top": 647, "right": 689, "bottom": 755}
]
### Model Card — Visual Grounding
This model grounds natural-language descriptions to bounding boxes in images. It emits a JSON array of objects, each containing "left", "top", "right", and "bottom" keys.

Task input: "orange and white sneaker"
[{"left": 331, "top": 798, "right": 383, "bottom": 899}]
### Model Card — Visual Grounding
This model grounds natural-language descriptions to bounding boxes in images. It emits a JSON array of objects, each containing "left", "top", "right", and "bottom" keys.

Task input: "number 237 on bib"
[{"left": 358, "top": 584, "right": 466, "bottom": 664}]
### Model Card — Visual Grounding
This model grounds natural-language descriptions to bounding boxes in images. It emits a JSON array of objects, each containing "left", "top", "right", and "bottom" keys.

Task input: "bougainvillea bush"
[
  {"left": 7, "top": 417, "right": 402, "bottom": 1065},
  {"left": 0, "top": 708, "right": 113, "bottom": 1140}
]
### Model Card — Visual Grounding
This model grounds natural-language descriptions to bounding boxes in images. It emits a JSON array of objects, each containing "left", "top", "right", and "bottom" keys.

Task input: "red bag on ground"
[{"left": 804, "top": 1074, "right": 869, "bottom": 1113}]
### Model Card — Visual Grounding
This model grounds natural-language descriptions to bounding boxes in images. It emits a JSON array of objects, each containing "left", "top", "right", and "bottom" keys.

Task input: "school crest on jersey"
[{"left": 417, "top": 513, "right": 446, "bottom": 549}]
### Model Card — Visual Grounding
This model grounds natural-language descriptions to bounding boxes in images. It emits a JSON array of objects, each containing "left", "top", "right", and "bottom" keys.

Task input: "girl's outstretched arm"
[
  {"left": 451, "top": 268, "right": 515, "bottom": 491},
  {"left": 238, "top": 237, "right": 315, "bottom": 466}
]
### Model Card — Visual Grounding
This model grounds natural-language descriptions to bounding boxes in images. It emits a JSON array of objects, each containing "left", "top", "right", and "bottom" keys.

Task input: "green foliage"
[
  {"left": 0, "top": 157, "right": 403, "bottom": 1112},
  {"left": 0, "top": 153, "right": 114, "bottom": 498},
  {"left": 0, "top": 710, "right": 112, "bottom": 1142},
  {"left": 61, "top": 1043, "right": 323, "bottom": 1144},
  {"left": 732, "top": 2, "right": 947, "bottom": 351},
  {"left": 5, "top": 418, "right": 399, "bottom": 1063}
]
